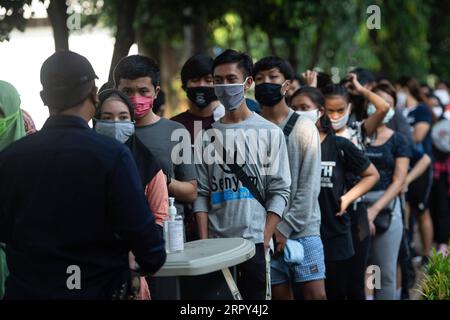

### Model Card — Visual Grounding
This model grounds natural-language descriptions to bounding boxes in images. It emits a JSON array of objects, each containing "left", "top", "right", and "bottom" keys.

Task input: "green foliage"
[
  {"left": 1, "top": 0, "right": 449, "bottom": 82},
  {"left": 427, "top": 0, "right": 450, "bottom": 81},
  {"left": 0, "top": 0, "right": 32, "bottom": 41},
  {"left": 418, "top": 248, "right": 450, "bottom": 300}
]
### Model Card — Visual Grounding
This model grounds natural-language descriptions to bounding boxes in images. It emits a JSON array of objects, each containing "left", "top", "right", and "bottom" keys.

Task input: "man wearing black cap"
[{"left": 0, "top": 51, "right": 166, "bottom": 299}]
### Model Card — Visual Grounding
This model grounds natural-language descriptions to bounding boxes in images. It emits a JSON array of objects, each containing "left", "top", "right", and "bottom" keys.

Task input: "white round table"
[{"left": 154, "top": 238, "right": 255, "bottom": 299}]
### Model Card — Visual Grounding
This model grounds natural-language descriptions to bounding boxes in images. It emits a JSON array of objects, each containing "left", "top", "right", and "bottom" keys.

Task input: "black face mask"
[
  {"left": 186, "top": 87, "right": 217, "bottom": 109},
  {"left": 255, "top": 83, "right": 284, "bottom": 107}
]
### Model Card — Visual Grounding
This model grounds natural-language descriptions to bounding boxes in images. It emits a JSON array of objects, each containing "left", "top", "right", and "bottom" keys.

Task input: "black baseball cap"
[{"left": 40, "top": 51, "right": 98, "bottom": 110}]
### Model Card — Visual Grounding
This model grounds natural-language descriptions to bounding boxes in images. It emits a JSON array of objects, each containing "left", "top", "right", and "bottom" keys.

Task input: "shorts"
[
  {"left": 407, "top": 167, "right": 433, "bottom": 211},
  {"left": 271, "top": 236, "right": 326, "bottom": 285},
  {"left": 237, "top": 243, "right": 271, "bottom": 300}
]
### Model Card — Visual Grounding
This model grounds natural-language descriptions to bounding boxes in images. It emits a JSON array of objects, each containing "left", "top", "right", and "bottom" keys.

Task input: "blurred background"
[{"left": 0, "top": 0, "right": 449, "bottom": 128}]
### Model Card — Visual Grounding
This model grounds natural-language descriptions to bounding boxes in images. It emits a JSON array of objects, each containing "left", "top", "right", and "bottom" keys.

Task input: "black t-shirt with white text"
[{"left": 319, "top": 134, "right": 371, "bottom": 262}]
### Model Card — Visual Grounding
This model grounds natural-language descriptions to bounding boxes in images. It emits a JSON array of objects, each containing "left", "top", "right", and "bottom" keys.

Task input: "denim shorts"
[{"left": 271, "top": 236, "right": 326, "bottom": 285}]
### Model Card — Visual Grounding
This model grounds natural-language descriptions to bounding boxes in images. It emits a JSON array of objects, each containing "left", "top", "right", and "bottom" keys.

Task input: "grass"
[{"left": 417, "top": 246, "right": 450, "bottom": 300}]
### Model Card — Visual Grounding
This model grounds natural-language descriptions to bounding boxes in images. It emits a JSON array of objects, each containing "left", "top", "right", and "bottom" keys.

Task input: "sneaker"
[
  {"left": 421, "top": 255, "right": 429, "bottom": 267},
  {"left": 412, "top": 255, "right": 422, "bottom": 265},
  {"left": 410, "top": 246, "right": 420, "bottom": 258}
]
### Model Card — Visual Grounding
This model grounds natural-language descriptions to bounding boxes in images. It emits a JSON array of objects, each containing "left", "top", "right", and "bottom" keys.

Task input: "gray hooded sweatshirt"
[
  {"left": 276, "top": 110, "right": 322, "bottom": 239},
  {"left": 193, "top": 112, "right": 291, "bottom": 244}
]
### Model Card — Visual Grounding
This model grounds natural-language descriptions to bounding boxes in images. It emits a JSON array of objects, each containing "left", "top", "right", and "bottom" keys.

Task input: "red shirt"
[{"left": 171, "top": 111, "right": 215, "bottom": 145}]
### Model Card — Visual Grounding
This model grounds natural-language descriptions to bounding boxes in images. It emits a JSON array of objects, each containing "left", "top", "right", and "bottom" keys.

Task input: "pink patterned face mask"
[{"left": 130, "top": 95, "right": 154, "bottom": 118}]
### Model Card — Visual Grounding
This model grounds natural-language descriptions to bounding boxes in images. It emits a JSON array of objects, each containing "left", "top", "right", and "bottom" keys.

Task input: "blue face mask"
[
  {"left": 367, "top": 103, "right": 395, "bottom": 124},
  {"left": 94, "top": 120, "right": 135, "bottom": 143}
]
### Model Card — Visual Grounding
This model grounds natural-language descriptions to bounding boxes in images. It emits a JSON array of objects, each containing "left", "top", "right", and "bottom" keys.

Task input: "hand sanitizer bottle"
[{"left": 164, "top": 197, "right": 184, "bottom": 253}]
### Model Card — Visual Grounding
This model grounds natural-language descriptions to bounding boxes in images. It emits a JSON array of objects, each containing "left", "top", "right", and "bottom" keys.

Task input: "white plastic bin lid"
[{"left": 154, "top": 238, "right": 255, "bottom": 277}]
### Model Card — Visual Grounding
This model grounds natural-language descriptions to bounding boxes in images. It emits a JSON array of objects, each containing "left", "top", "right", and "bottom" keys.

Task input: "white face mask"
[
  {"left": 444, "top": 111, "right": 450, "bottom": 122},
  {"left": 433, "top": 106, "right": 444, "bottom": 118},
  {"left": 367, "top": 103, "right": 396, "bottom": 124},
  {"left": 434, "top": 89, "right": 450, "bottom": 106},
  {"left": 296, "top": 109, "right": 321, "bottom": 123},
  {"left": 396, "top": 92, "right": 407, "bottom": 109},
  {"left": 330, "top": 106, "right": 350, "bottom": 131}
]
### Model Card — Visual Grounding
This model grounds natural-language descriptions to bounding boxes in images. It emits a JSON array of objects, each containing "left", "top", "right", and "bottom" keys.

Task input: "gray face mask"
[
  {"left": 94, "top": 120, "right": 135, "bottom": 143},
  {"left": 214, "top": 77, "right": 248, "bottom": 111}
]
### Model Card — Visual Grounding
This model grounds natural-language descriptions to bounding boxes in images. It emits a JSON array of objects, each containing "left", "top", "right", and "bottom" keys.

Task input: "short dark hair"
[
  {"left": 99, "top": 81, "right": 114, "bottom": 93},
  {"left": 153, "top": 90, "right": 166, "bottom": 114},
  {"left": 350, "top": 67, "right": 376, "bottom": 85},
  {"left": 373, "top": 82, "right": 397, "bottom": 107},
  {"left": 181, "top": 54, "right": 213, "bottom": 90},
  {"left": 291, "top": 86, "right": 325, "bottom": 109},
  {"left": 436, "top": 80, "right": 449, "bottom": 88},
  {"left": 321, "top": 84, "right": 349, "bottom": 102},
  {"left": 253, "top": 56, "right": 295, "bottom": 80},
  {"left": 316, "top": 72, "right": 332, "bottom": 89},
  {"left": 294, "top": 76, "right": 307, "bottom": 86},
  {"left": 397, "top": 76, "right": 423, "bottom": 102},
  {"left": 212, "top": 49, "right": 253, "bottom": 79},
  {"left": 113, "top": 55, "right": 160, "bottom": 88},
  {"left": 291, "top": 86, "right": 332, "bottom": 134},
  {"left": 97, "top": 88, "right": 134, "bottom": 121}
]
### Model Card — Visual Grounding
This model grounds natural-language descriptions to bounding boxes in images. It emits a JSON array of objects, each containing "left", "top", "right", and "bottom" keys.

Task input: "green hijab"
[{"left": 0, "top": 80, "right": 26, "bottom": 151}]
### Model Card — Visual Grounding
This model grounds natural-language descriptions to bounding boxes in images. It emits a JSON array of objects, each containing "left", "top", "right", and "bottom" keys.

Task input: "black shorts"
[
  {"left": 236, "top": 243, "right": 270, "bottom": 300},
  {"left": 407, "top": 168, "right": 433, "bottom": 211}
]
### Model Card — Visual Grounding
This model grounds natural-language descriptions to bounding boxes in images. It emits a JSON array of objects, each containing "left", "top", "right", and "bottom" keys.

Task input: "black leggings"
[
  {"left": 430, "top": 174, "right": 450, "bottom": 243},
  {"left": 325, "top": 258, "right": 352, "bottom": 300},
  {"left": 347, "top": 202, "right": 371, "bottom": 300}
]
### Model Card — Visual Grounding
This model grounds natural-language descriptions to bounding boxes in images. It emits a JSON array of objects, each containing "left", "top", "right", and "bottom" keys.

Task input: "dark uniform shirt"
[
  {"left": 319, "top": 134, "right": 371, "bottom": 262},
  {"left": 0, "top": 115, "right": 165, "bottom": 299}
]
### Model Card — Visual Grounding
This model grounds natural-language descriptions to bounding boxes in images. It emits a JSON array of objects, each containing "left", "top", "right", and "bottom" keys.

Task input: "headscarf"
[
  {"left": 0, "top": 81, "right": 26, "bottom": 151},
  {"left": 97, "top": 88, "right": 135, "bottom": 121}
]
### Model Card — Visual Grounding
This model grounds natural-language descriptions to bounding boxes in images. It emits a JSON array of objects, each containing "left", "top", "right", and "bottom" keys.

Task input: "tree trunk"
[
  {"left": 182, "top": 7, "right": 194, "bottom": 61},
  {"left": 287, "top": 39, "right": 298, "bottom": 72},
  {"left": 192, "top": 5, "right": 208, "bottom": 54},
  {"left": 46, "top": 0, "right": 69, "bottom": 51},
  {"left": 159, "top": 41, "right": 182, "bottom": 117},
  {"left": 108, "top": 0, "right": 139, "bottom": 82},
  {"left": 241, "top": 16, "right": 251, "bottom": 56},
  {"left": 369, "top": 29, "right": 389, "bottom": 77},
  {"left": 136, "top": 27, "right": 161, "bottom": 62},
  {"left": 309, "top": 20, "right": 326, "bottom": 69},
  {"left": 267, "top": 32, "right": 277, "bottom": 56}
]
